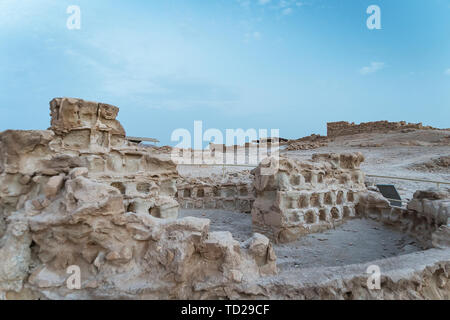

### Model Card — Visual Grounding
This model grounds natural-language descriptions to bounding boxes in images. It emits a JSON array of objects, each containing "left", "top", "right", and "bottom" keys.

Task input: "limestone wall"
[
  {"left": 251, "top": 153, "right": 367, "bottom": 243},
  {"left": 177, "top": 177, "right": 255, "bottom": 213},
  {"left": 327, "top": 121, "right": 427, "bottom": 138},
  {"left": 357, "top": 188, "right": 450, "bottom": 248}
]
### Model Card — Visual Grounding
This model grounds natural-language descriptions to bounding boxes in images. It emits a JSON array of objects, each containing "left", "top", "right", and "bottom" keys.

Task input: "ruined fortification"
[
  {"left": 0, "top": 98, "right": 449, "bottom": 300},
  {"left": 327, "top": 121, "right": 432, "bottom": 138}
]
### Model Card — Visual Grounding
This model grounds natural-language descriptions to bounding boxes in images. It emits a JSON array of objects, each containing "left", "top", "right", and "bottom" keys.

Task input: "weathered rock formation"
[
  {"left": 327, "top": 120, "right": 439, "bottom": 138},
  {"left": 286, "top": 134, "right": 328, "bottom": 151},
  {"left": 409, "top": 156, "right": 450, "bottom": 173},
  {"left": 0, "top": 98, "right": 276, "bottom": 299},
  {"left": 0, "top": 98, "right": 179, "bottom": 221}
]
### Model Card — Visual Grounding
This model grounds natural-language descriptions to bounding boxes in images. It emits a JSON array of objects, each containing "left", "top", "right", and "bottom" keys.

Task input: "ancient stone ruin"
[
  {"left": 0, "top": 97, "right": 449, "bottom": 300},
  {"left": 251, "top": 153, "right": 366, "bottom": 243},
  {"left": 177, "top": 173, "right": 255, "bottom": 213},
  {"left": 327, "top": 120, "right": 436, "bottom": 138},
  {"left": 0, "top": 98, "right": 276, "bottom": 299},
  {"left": 358, "top": 188, "right": 450, "bottom": 248},
  {"left": 286, "top": 134, "right": 328, "bottom": 151}
]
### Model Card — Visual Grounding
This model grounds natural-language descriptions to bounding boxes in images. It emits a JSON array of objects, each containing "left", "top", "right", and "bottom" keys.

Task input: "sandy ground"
[
  {"left": 275, "top": 219, "right": 421, "bottom": 270},
  {"left": 179, "top": 209, "right": 422, "bottom": 269}
]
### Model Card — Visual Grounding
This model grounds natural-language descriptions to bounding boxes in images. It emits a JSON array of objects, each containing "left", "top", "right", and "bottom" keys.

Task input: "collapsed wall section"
[
  {"left": 251, "top": 153, "right": 367, "bottom": 243},
  {"left": 357, "top": 188, "right": 450, "bottom": 248},
  {"left": 327, "top": 121, "right": 429, "bottom": 138}
]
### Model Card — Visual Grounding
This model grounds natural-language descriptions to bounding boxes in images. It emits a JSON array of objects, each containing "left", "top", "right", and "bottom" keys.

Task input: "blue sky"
[{"left": 0, "top": 0, "right": 449, "bottom": 145}]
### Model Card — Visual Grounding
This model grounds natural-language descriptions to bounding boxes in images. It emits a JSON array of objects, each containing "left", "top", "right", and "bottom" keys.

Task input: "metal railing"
[
  {"left": 366, "top": 174, "right": 449, "bottom": 189},
  {"left": 177, "top": 163, "right": 257, "bottom": 178},
  {"left": 178, "top": 163, "right": 257, "bottom": 167}
]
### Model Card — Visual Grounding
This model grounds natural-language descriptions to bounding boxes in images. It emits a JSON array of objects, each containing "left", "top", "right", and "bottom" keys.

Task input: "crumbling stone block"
[{"left": 43, "top": 174, "right": 65, "bottom": 198}]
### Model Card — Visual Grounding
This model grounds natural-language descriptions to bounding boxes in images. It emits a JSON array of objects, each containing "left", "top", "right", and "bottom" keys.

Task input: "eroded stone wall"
[
  {"left": 0, "top": 98, "right": 179, "bottom": 221},
  {"left": 357, "top": 188, "right": 450, "bottom": 248},
  {"left": 327, "top": 121, "right": 429, "bottom": 138},
  {"left": 177, "top": 174, "right": 255, "bottom": 213},
  {"left": 0, "top": 98, "right": 277, "bottom": 299},
  {"left": 251, "top": 153, "right": 367, "bottom": 243}
]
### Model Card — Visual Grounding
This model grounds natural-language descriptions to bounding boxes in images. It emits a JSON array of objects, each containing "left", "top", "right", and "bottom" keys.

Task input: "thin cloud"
[
  {"left": 237, "top": 0, "right": 307, "bottom": 16},
  {"left": 445, "top": 68, "right": 450, "bottom": 76},
  {"left": 359, "top": 62, "right": 385, "bottom": 75},
  {"left": 244, "top": 31, "right": 262, "bottom": 42},
  {"left": 282, "top": 8, "right": 293, "bottom": 15},
  {"left": 0, "top": 0, "right": 56, "bottom": 27},
  {"left": 237, "top": 0, "right": 251, "bottom": 8}
]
